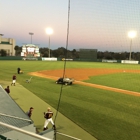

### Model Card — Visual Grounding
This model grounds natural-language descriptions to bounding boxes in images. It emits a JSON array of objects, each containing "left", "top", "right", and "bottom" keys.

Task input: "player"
[
  {"left": 5, "top": 86, "right": 10, "bottom": 94},
  {"left": 43, "top": 107, "right": 56, "bottom": 131},
  {"left": 19, "top": 70, "right": 23, "bottom": 74},
  {"left": 17, "top": 67, "right": 21, "bottom": 74},
  {"left": 11, "top": 74, "right": 16, "bottom": 86}
]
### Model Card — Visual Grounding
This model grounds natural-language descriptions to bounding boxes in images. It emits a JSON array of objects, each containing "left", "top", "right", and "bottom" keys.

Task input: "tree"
[
  {"left": 72, "top": 49, "right": 79, "bottom": 58},
  {"left": 14, "top": 45, "right": 22, "bottom": 56},
  {"left": 39, "top": 48, "right": 49, "bottom": 57},
  {"left": 0, "top": 49, "right": 7, "bottom": 56},
  {"left": 51, "top": 50, "right": 59, "bottom": 57}
]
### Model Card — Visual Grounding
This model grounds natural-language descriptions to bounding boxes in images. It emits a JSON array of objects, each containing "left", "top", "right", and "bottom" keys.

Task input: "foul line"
[
  {"left": 56, "top": 132, "right": 82, "bottom": 140},
  {"left": 75, "top": 80, "right": 140, "bottom": 96},
  {"left": 29, "top": 72, "right": 140, "bottom": 97}
]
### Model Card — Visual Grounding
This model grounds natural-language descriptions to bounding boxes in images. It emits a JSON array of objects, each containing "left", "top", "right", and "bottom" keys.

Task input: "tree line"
[{"left": 1, "top": 45, "right": 140, "bottom": 60}]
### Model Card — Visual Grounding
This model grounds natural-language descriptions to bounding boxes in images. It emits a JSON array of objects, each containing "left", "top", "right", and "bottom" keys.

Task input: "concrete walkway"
[{"left": 0, "top": 81, "right": 96, "bottom": 140}]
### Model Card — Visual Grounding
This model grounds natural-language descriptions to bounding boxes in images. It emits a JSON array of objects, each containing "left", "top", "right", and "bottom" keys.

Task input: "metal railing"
[
  {"left": 0, "top": 113, "right": 32, "bottom": 123},
  {"left": 0, "top": 122, "right": 52, "bottom": 140}
]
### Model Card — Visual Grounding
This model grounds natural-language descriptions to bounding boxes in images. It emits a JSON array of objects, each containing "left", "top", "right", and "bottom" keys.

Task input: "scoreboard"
[{"left": 21, "top": 44, "right": 40, "bottom": 57}]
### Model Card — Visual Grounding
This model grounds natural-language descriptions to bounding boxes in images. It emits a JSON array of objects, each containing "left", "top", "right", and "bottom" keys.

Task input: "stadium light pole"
[
  {"left": 46, "top": 27, "right": 53, "bottom": 58},
  {"left": 29, "top": 32, "right": 34, "bottom": 44},
  {"left": 128, "top": 30, "right": 137, "bottom": 60}
]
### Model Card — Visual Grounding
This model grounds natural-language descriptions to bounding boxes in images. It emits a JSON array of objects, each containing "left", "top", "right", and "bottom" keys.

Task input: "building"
[{"left": 0, "top": 35, "right": 15, "bottom": 56}]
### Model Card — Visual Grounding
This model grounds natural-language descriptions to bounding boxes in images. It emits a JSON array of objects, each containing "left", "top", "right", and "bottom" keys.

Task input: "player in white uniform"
[{"left": 43, "top": 107, "right": 56, "bottom": 131}]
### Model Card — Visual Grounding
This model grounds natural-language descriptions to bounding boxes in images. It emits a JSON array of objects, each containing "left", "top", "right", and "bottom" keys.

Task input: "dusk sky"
[{"left": 1, "top": 0, "right": 140, "bottom": 52}]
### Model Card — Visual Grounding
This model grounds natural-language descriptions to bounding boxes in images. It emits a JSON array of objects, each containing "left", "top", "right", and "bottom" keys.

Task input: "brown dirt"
[{"left": 29, "top": 68, "right": 140, "bottom": 97}]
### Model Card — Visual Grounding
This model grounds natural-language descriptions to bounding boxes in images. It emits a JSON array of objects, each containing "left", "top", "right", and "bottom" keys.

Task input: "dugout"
[{"left": 79, "top": 49, "right": 97, "bottom": 61}]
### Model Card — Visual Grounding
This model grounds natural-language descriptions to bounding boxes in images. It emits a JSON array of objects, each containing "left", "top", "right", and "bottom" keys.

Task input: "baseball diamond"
[{"left": 29, "top": 68, "right": 140, "bottom": 97}]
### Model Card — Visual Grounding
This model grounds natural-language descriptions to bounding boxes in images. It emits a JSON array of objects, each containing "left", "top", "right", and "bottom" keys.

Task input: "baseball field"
[{"left": 1, "top": 60, "right": 140, "bottom": 140}]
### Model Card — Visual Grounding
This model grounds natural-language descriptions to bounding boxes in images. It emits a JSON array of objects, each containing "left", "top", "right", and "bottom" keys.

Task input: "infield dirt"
[{"left": 30, "top": 68, "right": 140, "bottom": 97}]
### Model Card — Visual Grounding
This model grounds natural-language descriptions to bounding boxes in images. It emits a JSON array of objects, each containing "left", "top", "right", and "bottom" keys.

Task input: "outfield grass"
[
  {"left": 1, "top": 61, "right": 140, "bottom": 140},
  {"left": 85, "top": 73, "right": 140, "bottom": 92}
]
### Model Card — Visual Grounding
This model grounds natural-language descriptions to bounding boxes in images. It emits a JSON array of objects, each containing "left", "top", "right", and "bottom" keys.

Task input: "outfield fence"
[{"left": 0, "top": 57, "right": 140, "bottom": 64}]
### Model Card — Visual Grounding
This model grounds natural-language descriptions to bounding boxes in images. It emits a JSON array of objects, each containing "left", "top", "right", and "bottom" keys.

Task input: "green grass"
[
  {"left": 1, "top": 61, "right": 140, "bottom": 140},
  {"left": 85, "top": 73, "right": 140, "bottom": 92}
]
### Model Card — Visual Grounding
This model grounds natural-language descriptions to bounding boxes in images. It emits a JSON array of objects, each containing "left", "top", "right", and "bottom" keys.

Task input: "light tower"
[
  {"left": 45, "top": 28, "right": 53, "bottom": 58},
  {"left": 128, "top": 30, "right": 137, "bottom": 60},
  {"left": 29, "top": 32, "right": 34, "bottom": 44}
]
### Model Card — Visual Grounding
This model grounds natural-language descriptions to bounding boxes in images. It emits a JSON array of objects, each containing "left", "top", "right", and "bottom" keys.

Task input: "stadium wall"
[
  {"left": 0, "top": 56, "right": 42, "bottom": 60},
  {"left": 0, "top": 57, "right": 139, "bottom": 64}
]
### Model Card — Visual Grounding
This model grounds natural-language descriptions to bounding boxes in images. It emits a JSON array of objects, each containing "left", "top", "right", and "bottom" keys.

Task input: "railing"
[
  {"left": 0, "top": 113, "right": 32, "bottom": 123},
  {"left": 0, "top": 122, "right": 52, "bottom": 140}
]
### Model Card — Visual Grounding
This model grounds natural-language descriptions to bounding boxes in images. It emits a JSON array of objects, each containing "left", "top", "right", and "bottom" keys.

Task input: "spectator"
[{"left": 27, "top": 107, "right": 34, "bottom": 118}]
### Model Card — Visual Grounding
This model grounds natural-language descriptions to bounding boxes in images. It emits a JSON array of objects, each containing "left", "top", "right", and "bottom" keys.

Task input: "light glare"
[
  {"left": 46, "top": 27, "right": 53, "bottom": 35},
  {"left": 128, "top": 31, "right": 137, "bottom": 39}
]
